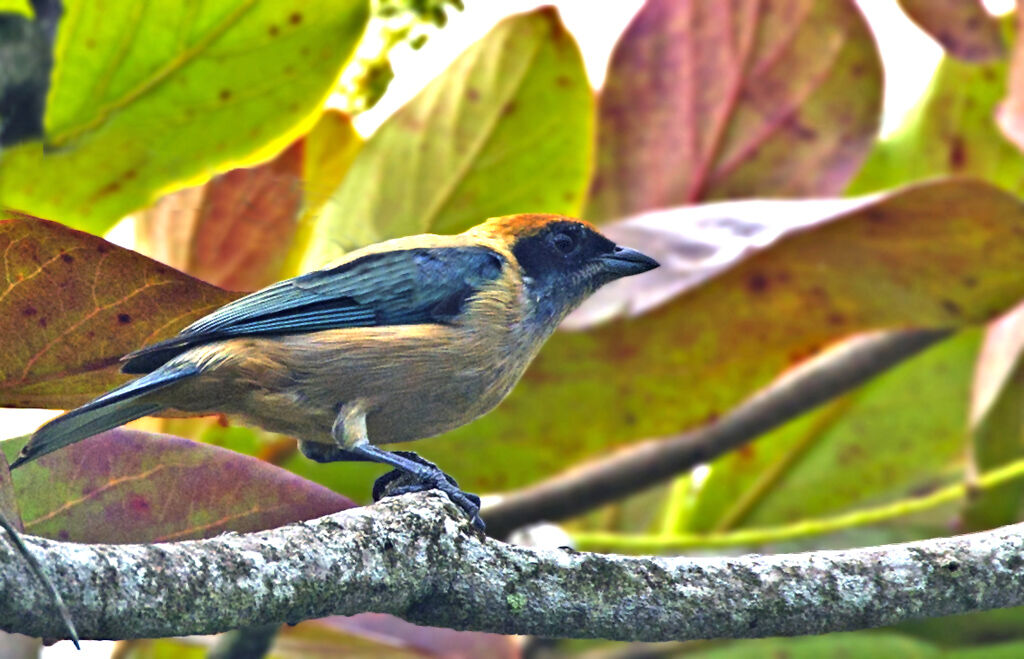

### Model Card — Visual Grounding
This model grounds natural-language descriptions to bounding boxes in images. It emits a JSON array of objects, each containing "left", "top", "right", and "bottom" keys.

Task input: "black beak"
[{"left": 600, "top": 245, "right": 660, "bottom": 277}]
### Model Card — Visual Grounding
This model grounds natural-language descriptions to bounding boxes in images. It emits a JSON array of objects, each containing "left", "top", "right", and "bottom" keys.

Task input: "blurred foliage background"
[{"left": 6, "top": 0, "right": 1024, "bottom": 656}]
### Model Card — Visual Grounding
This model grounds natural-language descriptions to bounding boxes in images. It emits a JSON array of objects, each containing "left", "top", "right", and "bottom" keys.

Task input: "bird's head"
[{"left": 472, "top": 213, "right": 659, "bottom": 326}]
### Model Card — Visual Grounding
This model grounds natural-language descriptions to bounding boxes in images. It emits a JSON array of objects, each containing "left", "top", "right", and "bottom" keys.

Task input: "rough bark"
[{"left": 2, "top": 492, "right": 1023, "bottom": 642}]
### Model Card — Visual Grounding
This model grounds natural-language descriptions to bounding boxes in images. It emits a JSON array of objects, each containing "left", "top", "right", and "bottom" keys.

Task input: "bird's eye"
[{"left": 551, "top": 232, "right": 576, "bottom": 255}]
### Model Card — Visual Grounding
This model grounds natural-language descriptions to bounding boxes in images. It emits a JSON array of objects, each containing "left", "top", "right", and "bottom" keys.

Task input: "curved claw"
[{"left": 372, "top": 468, "right": 485, "bottom": 531}]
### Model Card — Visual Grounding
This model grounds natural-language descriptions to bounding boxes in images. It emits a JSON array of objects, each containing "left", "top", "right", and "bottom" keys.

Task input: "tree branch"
[
  {"left": 3, "top": 491, "right": 1024, "bottom": 642},
  {"left": 483, "top": 329, "right": 953, "bottom": 537}
]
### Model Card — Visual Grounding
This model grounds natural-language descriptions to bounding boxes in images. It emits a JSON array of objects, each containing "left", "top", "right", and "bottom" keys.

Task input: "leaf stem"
[{"left": 571, "top": 457, "right": 1024, "bottom": 553}]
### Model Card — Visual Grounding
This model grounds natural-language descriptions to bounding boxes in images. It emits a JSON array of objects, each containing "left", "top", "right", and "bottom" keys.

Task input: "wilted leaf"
[
  {"left": 277, "top": 615, "right": 518, "bottom": 659},
  {"left": 138, "top": 110, "right": 362, "bottom": 290},
  {"left": 140, "top": 413, "right": 383, "bottom": 504},
  {"left": 301, "top": 7, "right": 593, "bottom": 268},
  {"left": 138, "top": 140, "right": 304, "bottom": 292},
  {"left": 405, "top": 180, "right": 1024, "bottom": 492},
  {"left": 0, "top": 0, "right": 369, "bottom": 234},
  {"left": 686, "top": 330, "right": 979, "bottom": 531},
  {"left": 0, "top": 211, "right": 237, "bottom": 409},
  {"left": 898, "top": 0, "right": 1004, "bottom": 62},
  {"left": 850, "top": 17, "right": 1023, "bottom": 195},
  {"left": 586, "top": 0, "right": 882, "bottom": 222},
  {"left": 1, "top": 429, "right": 355, "bottom": 543},
  {"left": 0, "top": 0, "right": 59, "bottom": 146}
]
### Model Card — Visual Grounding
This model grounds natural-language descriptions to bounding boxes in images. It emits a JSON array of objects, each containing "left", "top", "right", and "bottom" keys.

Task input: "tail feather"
[{"left": 10, "top": 363, "right": 199, "bottom": 469}]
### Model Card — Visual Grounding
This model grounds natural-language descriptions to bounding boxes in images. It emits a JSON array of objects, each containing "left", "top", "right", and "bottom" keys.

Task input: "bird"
[{"left": 11, "top": 214, "right": 658, "bottom": 529}]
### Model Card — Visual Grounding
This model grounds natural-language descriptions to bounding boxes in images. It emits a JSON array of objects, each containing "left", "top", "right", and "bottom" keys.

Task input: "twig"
[
  {"left": 2, "top": 492, "right": 1024, "bottom": 642},
  {"left": 571, "top": 455, "right": 1024, "bottom": 552},
  {"left": 0, "top": 514, "right": 79, "bottom": 649},
  {"left": 482, "top": 329, "right": 952, "bottom": 537}
]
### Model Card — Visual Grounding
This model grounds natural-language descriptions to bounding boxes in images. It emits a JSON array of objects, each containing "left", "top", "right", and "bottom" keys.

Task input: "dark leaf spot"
[
  {"left": 555, "top": 74, "right": 571, "bottom": 87},
  {"left": 466, "top": 87, "right": 479, "bottom": 101},
  {"left": 219, "top": 89, "right": 232, "bottom": 101},
  {"left": 61, "top": 252, "right": 73, "bottom": 263},
  {"left": 289, "top": 11, "right": 302, "bottom": 24},
  {"left": 827, "top": 312, "right": 845, "bottom": 326},
  {"left": 117, "top": 313, "right": 132, "bottom": 324},
  {"left": 128, "top": 494, "right": 150, "bottom": 514},
  {"left": 949, "top": 135, "right": 966, "bottom": 170},
  {"left": 945, "top": 561, "right": 959, "bottom": 572},
  {"left": 21, "top": 306, "right": 36, "bottom": 316},
  {"left": 502, "top": 100, "right": 517, "bottom": 116},
  {"left": 747, "top": 273, "right": 769, "bottom": 293},
  {"left": 268, "top": 24, "right": 279, "bottom": 36},
  {"left": 962, "top": 276, "right": 977, "bottom": 288},
  {"left": 865, "top": 208, "right": 887, "bottom": 223},
  {"left": 941, "top": 299, "right": 962, "bottom": 316}
]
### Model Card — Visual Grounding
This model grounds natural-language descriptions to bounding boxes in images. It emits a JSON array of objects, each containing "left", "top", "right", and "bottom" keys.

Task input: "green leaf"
[
  {"left": 586, "top": 0, "right": 882, "bottom": 221},
  {"left": 0, "top": 211, "right": 238, "bottom": 409},
  {"left": 686, "top": 330, "right": 979, "bottom": 532},
  {"left": 0, "top": 445, "right": 19, "bottom": 527},
  {"left": 897, "top": 0, "right": 1004, "bottom": 62},
  {"left": 0, "top": 0, "right": 370, "bottom": 234},
  {"left": 403, "top": 180, "right": 1024, "bottom": 492},
  {"left": 1, "top": 429, "right": 355, "bottom": 543},
  {"left": 677, "top": 632, "right": 941, "bottom": 658},
  {"left": 0, "top": 1, "right": 33, "bottom": 18},
  {"left": 301, "top": 6, "right": 593, "bottom": 268},
  {"left": 848, "top": 17, "right": 1023, "bottom": 195},
  {"left": 963, "top": 304, "right": 1024, "bottom": 529},
  {"left": 998, "top": 8, "right": 1024, "bottom": 152}
]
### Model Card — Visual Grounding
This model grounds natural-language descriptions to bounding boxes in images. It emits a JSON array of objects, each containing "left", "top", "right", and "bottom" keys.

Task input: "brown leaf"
[
  {"left": 138, "top": 141, "right": 305, "bottom": 292},
  {"left": 2, "top": 429, "right": 355, "bottom": 543},
  {"left": 138, "top": 110, "right": 362, "bottom": 289},
  {"left": 0, "top": 211, "right": 238, "bottom": 409},
  {"left": 586, "top": 0, "right": 882, "bottom": 221},
  {"left": 898, "top": 0, "right": 1004, "bottom": 62}
]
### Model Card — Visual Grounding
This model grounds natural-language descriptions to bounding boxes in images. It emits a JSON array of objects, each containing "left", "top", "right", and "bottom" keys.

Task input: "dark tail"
[{"left": 10, "top": 363, "right": 199, "bottom": 469}]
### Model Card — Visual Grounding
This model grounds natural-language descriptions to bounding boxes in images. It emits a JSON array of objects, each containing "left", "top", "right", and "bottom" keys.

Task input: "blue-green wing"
[{"left": 121, "top": 246, "right": 505, "bottom": 373}]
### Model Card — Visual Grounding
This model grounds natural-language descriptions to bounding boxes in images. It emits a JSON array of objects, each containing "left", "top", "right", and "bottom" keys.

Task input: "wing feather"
[{"left": 121, "top": 246, "right": 505, "bottom": 373}]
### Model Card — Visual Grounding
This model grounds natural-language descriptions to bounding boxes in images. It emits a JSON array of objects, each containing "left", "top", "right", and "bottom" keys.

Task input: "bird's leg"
[
  {"left": 328, "top": 400, "right": 485, "bottom": 530},
  {"left": 299, "top": 441, "right": 372, "bottom": 464},
  {"left": 347, "top": 443, "right": 484, "bottom": 531}
]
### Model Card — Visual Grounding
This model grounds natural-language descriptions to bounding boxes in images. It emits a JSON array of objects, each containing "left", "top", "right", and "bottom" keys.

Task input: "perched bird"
[{"left": 12, "top": 214, "right": 658, "bottom": 529}]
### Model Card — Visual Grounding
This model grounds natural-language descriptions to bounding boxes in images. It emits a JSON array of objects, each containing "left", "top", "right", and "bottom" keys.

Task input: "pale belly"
[{"left": 161, "top": 322, "right": 534, "bottom": 446}]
